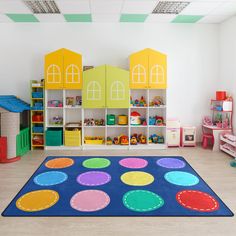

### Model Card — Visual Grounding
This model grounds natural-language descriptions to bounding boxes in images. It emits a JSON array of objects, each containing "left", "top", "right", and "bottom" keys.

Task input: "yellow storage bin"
[
  {"left": 65, "top": 130, "right": 81, "bottom": 146},
  {"left": 84, "top": 137, "right": 104, "bottom": 145}
]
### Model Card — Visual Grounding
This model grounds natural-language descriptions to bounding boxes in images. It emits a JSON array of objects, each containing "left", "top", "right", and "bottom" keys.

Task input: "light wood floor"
[{"left": 0, "top": 147, "right": 236, "bottom": 236}]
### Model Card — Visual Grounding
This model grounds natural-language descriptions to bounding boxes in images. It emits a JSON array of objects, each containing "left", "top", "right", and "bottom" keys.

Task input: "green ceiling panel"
[
  {"left": 6, "top": 14, "right": 39, "bottom": 22},
  {"left": 64, "top": 14, "right": 92, "bottom": 22},
  {"left": 120, "top": 14, "right": 148, "bottom": 23},
  {"left": 172, "top": 15, "right": 204, "bottom": 23}
]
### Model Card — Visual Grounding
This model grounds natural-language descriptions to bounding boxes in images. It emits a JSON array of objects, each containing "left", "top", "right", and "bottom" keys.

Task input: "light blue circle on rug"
[
  {"left": 34, "top": 171, "right": 68, "bottom": 186},
  {"left": 164, "top": 171, "right": 199, "bottom": 186}
]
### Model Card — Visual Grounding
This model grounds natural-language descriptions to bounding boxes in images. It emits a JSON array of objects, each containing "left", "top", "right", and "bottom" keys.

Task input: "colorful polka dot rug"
[{"left": 2, "top": 156, "right": 233, "bottom": 217}]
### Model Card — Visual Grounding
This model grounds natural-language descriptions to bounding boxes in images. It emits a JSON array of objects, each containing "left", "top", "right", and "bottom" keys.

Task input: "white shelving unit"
[
  {"left": 220, "top": 133, "right": 236, "bottom": 158},
  {"left": 45, "top": 89, "right": 167, "bottom": 150}
]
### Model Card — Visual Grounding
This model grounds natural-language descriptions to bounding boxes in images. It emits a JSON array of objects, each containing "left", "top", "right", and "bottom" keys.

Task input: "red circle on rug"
[{"left": 176, "top": 190, "right": 219, "bottom": 212}]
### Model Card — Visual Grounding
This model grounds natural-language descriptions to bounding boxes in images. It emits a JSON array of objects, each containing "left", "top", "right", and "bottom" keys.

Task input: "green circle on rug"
[
  {"left": 82, "top": 158, "right": 111, "bottom": 169},
  {"left": 123, "top": 190, "right": 164, "bottom": 212}
]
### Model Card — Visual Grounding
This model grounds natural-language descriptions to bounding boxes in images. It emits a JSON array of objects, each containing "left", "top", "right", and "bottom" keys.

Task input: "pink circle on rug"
[
  {"left": 70, "top": 190, "right": 110, "bottom": 212},
  {"left": 77, "top": 171, "right": 111, "bottom": 186},
  {"left": 119, "top": 158, "right": 148, "bottom": 169}
]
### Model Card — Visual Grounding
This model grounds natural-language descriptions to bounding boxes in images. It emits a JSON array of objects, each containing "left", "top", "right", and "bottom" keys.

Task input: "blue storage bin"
[
  {"left": 32, "top": 92, "right": 43, "bottom": 98},
  {"left": 33, "top": 126, "right": 44, "bottom": 133}
]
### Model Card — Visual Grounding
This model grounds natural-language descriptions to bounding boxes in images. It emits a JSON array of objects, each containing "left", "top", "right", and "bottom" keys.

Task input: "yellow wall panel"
[
  {"left": 129, "top": 50, "right": 149, "bottom": 89},
  {"left": 63, "top": 49, "right": 83, "bottom": 89},
  {"left": 45, "top": 49, "right": 64, "bottom": 89}
]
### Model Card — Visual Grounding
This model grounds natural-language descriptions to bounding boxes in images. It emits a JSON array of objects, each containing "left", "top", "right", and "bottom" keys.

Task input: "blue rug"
[{"left": 2, "top": 156, "right": 233, "bottom": 217}]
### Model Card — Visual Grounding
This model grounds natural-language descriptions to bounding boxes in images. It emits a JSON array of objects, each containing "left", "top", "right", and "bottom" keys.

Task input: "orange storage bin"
[{"left": 216, "top": 91, "right": 226, "bottom": 101}]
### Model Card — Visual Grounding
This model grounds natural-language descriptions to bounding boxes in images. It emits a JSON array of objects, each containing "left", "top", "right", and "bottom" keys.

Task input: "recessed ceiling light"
[
  {"left": 152, "top": 1, "right": 190, "bottom": 14},
  {"left": 23, "top": 0, "right": 60, "bottom": 14}
]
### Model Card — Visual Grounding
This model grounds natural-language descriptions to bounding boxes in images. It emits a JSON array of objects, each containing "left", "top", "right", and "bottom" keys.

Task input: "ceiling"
[{"left": 0, "top": 0, "right": 236, "bottom": 24}]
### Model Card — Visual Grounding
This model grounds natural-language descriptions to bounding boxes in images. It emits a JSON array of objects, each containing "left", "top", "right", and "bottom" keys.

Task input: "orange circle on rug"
[
  {"left": 45, "top": 157, "right": 74, "bottom": 169},
  {"left": 176, "top": 190, "right": 219, "bottom": 212},
  {"left": 16, "top": 190, "right": 59, "bottom": 212}
]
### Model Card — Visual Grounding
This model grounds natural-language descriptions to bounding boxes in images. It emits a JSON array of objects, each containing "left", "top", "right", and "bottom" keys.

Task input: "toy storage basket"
[
  {"left": 84, "top": 137, "right": 104, "bottom": 145},
  {"left": 32, "top": 126, "right": 44, "bottom": 133},
  {"left": 46, "top": 128, "right": 63, "bottom": 146},
  {"left": 65, "top": 130, "right": 81, "bottom": 146},
  {"left": 32, "top": 92, "right": 43, "bottom": 98}
]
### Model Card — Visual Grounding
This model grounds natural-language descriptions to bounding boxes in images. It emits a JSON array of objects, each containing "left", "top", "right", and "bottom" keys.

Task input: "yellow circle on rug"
[
  {"left": 121, "top": 171, "right": 154, "bottom": 186},
  {"left": 16, "top": 190, "right": 59, "bottom": 212}
]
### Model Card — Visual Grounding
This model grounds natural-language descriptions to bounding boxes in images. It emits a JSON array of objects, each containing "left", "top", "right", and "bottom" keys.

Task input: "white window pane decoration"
[
  {"left": 150, "top": 65, "right": 164, "bottom": 84},
  {"left": 87, "top": 81, "right": 101, "bottom": 101},
  {"left": 132, "top": 64, "right": 146, "bottom": 84},
  {"left": 47, "top": 64, "right": 61, "bottom": 83},
  {"left": 66, "top": 64, "right": 80, "bottom": 83},
  {"left": 111, "top": 81, "right": 125, "bottom": 100}
]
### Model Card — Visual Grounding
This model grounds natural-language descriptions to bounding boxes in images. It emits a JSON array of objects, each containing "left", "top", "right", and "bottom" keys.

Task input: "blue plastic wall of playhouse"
[{"left": 0, "top": 96, "right": 30, "bottom": 113}]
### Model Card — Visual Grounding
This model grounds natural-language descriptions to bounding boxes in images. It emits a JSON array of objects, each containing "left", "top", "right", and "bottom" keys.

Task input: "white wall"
[
  {"left": 0, "top": 23, "right": 219, "bottom": 139},
  {"left": 220, "top": 17, "right": 236, "bottom": 131}
]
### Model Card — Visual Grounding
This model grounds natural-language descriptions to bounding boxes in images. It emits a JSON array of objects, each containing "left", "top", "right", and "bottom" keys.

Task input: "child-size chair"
[{"left": 202, "top": 133, "right": 214, "bottom": 149}]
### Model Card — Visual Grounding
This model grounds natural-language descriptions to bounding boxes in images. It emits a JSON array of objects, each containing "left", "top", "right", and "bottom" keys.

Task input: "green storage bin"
[{"left": 46, "top": 128, "right": 63, "bottom": 146}]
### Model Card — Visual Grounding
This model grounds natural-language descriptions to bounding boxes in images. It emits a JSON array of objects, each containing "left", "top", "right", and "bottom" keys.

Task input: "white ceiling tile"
[
  {"left": 0, "top": 0, "right": 32, "bottom": 13},
  {"left": 145, "top": 14, "right": 176, "bottom": 23},
  {"left": 92, "top": 14, "right": 120, "bottom": 22},
  {"left": 56, "top": 0, "right": 90, "bottom": 14},
  {"left": 122, "top": 0, "right": 157, "bottom": 14},
  {"left": 209, "top": 1, "right": 236, "bottom": 15},
  {"left": 0, "top": 14, "right": 12, "bottom": 22},
  {"left": 181, "top": 1, "right": 223, "bottom": 15},
  {"left": 198, "top": 15, "right": 232, "bottom": 24},
  {"left": 35, "top": 14, "right": 65, "bottom": 22},
  {"left": 90, "top": 0, "right": 123, "bottom": 14}
]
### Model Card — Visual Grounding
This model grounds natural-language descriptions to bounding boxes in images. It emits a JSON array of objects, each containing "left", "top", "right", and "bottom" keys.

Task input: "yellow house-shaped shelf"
[
  {"left": 45, "top": 48, "right": 83, "bottom": 89},
  {"left": 129, "top": 48, "right": 167, "bottom": 89}
]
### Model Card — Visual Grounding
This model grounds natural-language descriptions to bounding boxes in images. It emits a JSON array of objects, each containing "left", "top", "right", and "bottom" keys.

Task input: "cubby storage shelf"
[{"left": 45, "top": 89, "right": 167, "bottom": 150}]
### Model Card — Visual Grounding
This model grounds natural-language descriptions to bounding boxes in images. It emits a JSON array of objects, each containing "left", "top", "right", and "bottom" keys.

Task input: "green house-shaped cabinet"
[{"left": 83, "top": 65, "right": 129, "bottom": 108}]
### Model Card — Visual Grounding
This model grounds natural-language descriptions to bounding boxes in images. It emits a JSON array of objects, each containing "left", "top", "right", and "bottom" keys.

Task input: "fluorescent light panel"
[
  {"left": 24, "top": 0, "right": 60, "bottom": 14},
  {"left": 152, "top": 1, "right": 190, "bottom": 14}
]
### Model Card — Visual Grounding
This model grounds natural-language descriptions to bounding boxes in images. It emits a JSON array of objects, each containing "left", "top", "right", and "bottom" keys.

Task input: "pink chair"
[{"left": 202, "top": 133, "right": 214, "bottom": 149}]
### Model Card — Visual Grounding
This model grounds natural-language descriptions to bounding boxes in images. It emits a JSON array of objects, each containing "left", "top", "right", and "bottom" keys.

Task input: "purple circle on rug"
[
  {"left": 156, "top": 158, "right": 186, "bottom": 169},
  {"left": 77, "top": 171, "right": 111, "bottom": 186},
  {"left": 119, "top": 158, "right": 148, "bottom": 169}
]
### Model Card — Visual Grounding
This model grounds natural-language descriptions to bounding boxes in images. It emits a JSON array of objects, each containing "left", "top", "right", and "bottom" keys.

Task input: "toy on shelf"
[
  {"left": 48, "top": 100, "right": 63, "bottom": 108},
  {"left": 203, "top": 116, "right": 213, "bottom": 126},
  {"left": 84, "top": 118, "right": 105, "bottom": 126},
  {"left": 138, "top": 134, "right": 147, "bottom": 144},
  {"left": 107, "top": 114, "right": 116, "bottom": 125},
  {"left": 113, "top": 137, "right": 119, "bottom": 145},
  {"left": 130, "top": 134, "right": 138, "bottom": 145},
  {"left": 65, "top": 96, "right": 82, "bottom": 107},
  {"left": 32, "top": 135, "right": 44, "bottom": 146},
  {"left": 50, "top": 116, "right": 63, "bottom": 125},
  {"left": 66, "top": 97, "right": 74, "bottom": 106},
  {"left": 32, "top": 113, "right": 43, "bottom": 122},
  {"left": 118, "top": 115, "right": 128, "bottom": 125},
  {"left": 65, "top": 122, "right": 82, "bottom": 128},
  {"left": 130, "top": 111, "right": 142, "bottom": 125},
  {"left": 120, "top": 135, "right": 129, "bottom": 145},
  {"left": 149, "top": 116, "right": 165, "bottom": 126},
  {"left": 149, "top": 96, "right": 164, "bottom": 107},
  {"left": 149, "top": 134, "right": 165, "bottom": 144},
  {"left": 106, "top": 137, "right": 113, "bottom": 145},
  {"left": 75, "top": 96, "right": 82, "bottom": 106},
  {"left": 130, "top": 96, "right": 147, "bottom": 107},
  {"left": 84, "top": 136, "right": 104, "bottom": 145},
  {"left": 130, "top": 133, "right": 147, "bottom": 145}
]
